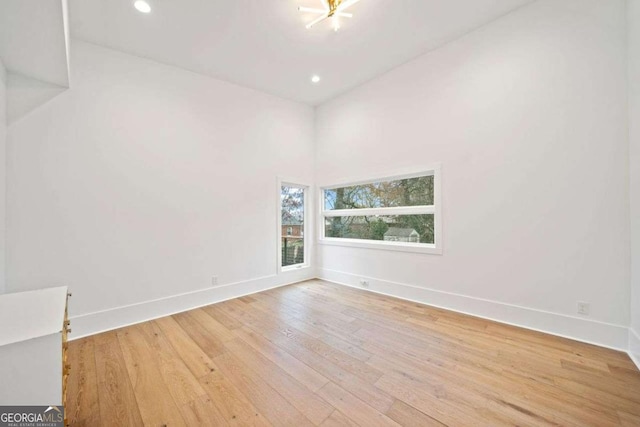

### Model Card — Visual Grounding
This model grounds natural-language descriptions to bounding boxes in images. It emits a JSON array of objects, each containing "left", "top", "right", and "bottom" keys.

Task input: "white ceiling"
[
  {"left": 0, "top": 0, "right": 70, "bottom": 87},
  {"left": 69, "top": 0, "right": 534, "bottom": 105}
]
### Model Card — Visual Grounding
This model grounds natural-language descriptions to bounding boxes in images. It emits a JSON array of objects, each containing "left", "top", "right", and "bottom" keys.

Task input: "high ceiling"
[{"left": 69, "top": 0, "right": 534, "bottom": 105}]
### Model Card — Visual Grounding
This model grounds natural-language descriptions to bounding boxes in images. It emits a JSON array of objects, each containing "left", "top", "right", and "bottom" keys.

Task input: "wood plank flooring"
[{"left": 66, "top": 280, "right": 640, "bottom": 426}]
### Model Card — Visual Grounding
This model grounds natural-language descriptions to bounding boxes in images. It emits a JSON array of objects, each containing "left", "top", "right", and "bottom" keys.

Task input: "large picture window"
[
  {"left": 319, "top": 167, "right": 441, "bottom": 254},
  {"left": 278, "top": 180, "right": 310, "bottom": 271}
]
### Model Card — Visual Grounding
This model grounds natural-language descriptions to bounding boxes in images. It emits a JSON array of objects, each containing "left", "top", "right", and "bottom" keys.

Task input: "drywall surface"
[
  {"left": 629, "top": 0, "right": 640, "bottom": 366},
  {"left": 6, "top": 72, "right": 67, "bottom": 125},
  {"left": 6, "top": 40, "right": 315, "bottom": 331},
  {"left": 0, "top": 59, "right": 6, "bottom": 294},
  {"left": 316, "top": 0, "right": 630, "bottom": 348}
]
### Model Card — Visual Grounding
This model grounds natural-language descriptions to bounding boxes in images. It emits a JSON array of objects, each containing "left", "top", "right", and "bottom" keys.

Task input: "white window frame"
[
  {"left": 277, "top": 177, "right": 312, "bottom": 273},
  {"left": 318, "top": 165, "right": 442, "bottom": 255}
]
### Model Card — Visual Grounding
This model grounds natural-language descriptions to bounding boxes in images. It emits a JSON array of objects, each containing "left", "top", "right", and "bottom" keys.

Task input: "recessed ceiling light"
[
  {"left": 134, "top": 0, "right": 151, "bottom": 13},
  {"left": 311, "top": 75, "right": 321, "bottom": 84}
]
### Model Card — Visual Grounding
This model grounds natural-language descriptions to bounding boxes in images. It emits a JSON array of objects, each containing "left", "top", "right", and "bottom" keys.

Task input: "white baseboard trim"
[
  {"left": 69, "top": 268, "right": 314, "bottom": 340},
  {"left": 69, "top": 266, "right": 633, "bottom": 356},
  {"left": 629, "top": 328, "right": 640, "bottom": 370},
  {"left": 318, "top": 268, "right": 629, "bottom": 351}
]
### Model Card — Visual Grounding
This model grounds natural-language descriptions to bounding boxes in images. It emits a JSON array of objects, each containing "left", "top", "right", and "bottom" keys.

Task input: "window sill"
[
  {"left": 280, "top": 264, "right": 311, "bottom": 273},
  {"left": 318, "top": 238, "right": 442, "bottom": 255}
]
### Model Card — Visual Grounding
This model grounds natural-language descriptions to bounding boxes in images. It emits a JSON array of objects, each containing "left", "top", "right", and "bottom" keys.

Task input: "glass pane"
[
  {"left": 281, "top": 186, "right": 305, "bottom": 267},
  {"left": 324, "top": 175, "right": 434, "bottom": 210},
  {"left": 325, "top": 215, "right": 434, "bottom": 244}
]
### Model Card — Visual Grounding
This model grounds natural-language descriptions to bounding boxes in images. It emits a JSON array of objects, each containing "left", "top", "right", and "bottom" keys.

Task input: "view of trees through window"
[
  {"left": 281, "top": 185, "right": 305, "bottom": 266},
  {"left": 324, "top": 175, "right": 435, "bottom": 244}
]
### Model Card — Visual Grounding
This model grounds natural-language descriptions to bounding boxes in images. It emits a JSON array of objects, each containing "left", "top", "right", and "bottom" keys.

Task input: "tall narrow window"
[{"left": 279, "top": 182, "right": 308, "bottom": 270}]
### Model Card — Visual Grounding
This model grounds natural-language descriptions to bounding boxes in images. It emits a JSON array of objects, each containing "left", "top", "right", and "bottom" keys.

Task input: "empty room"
[{"left": 0, "top": 0, "right": 639, "bottom": 425}]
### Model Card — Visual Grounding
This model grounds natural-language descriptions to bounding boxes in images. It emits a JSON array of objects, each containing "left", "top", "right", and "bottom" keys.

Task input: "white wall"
[
  {"left": 629, "top": 0, "right": 640, "bottom": 366},
  {"left": 6, "top": 40, "right": 315, "bottom": 337},
  {"left": 0, "top": 58, "right": 6, "bottom": 294},
  {"left": 316, "top": 0, "right": 630, "bottom": 349},
  {"left": 6, "top": 72, "right": 67, "bottom": 125}
]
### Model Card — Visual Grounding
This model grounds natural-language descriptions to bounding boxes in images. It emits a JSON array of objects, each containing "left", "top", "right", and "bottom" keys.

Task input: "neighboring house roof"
[{"left": 384, "top": 227, "right": 418, "bottom": 238}]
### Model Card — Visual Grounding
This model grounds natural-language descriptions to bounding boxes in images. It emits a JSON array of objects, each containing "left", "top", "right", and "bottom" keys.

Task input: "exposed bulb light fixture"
[
  {"left": 134, "top": 0, "right": 151, "bottom": 13},
  {"left": 311, "top": 75, "right": 321, "bottom": 84},
  {"left": 299, "top": 0, "right": 361, "bottom": 30}
]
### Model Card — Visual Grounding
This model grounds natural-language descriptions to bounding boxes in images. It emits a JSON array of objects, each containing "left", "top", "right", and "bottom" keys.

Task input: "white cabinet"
[{"left": 0, "top": 286, "right": 70, "bottom": 410}]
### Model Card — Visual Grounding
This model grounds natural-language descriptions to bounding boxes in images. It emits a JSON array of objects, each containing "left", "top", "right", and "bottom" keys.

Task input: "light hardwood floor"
[{"left": 66, "top": 280, "right": 640, "bottom": 426}]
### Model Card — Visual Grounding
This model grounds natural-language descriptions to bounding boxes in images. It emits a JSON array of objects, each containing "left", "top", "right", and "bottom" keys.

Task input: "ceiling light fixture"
[
  {"left": 134, "top": 0, "right": 151, "bottom": 13},
  {"left": 311, "top": 75, "right": 321, "bottom": 84},
  {"left": 299, "top": 0, "right": 361, "bottom": 31}
]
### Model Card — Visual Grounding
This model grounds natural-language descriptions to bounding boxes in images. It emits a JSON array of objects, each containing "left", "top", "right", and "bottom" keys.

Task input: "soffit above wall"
[{"left": 0, "top": 0, "right": 70, "bottom": 88}]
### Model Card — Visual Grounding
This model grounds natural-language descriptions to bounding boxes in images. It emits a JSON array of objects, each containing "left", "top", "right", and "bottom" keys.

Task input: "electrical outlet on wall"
[
  {"left": 359, "top": 279, "right": 369, "bottom": 288},
  {"left": 577, "top": 301, "right": 590, "bottom": 316},
  {"left": 212, "top": 276, "right": 218, "bottom": 286}
]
